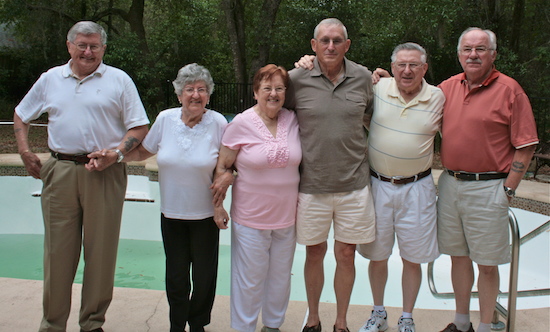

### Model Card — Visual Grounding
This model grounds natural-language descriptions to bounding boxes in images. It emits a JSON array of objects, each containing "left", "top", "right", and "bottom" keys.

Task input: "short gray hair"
[
  {"left": 457, "top": 27, "right": 497, "bottom": 53},
  {"left": 391, "top": 42, "right": 427, "bottom": 63},
  {"left": 67, "top": 21, "right": 107, "bottom": 45},
  {"left": 313, "top": 18, "right": 348, "bottom": 40},
  {"left": 172, "top": 63, "right": 215, "bottom": 96}
]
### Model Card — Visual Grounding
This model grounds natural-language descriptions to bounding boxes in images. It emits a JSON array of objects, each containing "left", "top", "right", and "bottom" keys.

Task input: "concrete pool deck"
[
  {"left": 2, "top": 277, "right": 548, "bottom": 332},
  {"left": 0, "top": 153, "right": 549, "bottom": 331}
]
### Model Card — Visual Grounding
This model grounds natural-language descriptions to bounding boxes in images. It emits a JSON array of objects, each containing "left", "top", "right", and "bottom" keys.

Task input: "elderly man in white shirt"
[{"left": 14, "top": 21, "right": 149, "bottom": 332}]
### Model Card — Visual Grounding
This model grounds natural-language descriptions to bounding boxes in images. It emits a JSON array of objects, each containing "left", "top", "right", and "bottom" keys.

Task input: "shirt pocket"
[{"left": 345, "top": 92, "right": 367, "bottom": 117}]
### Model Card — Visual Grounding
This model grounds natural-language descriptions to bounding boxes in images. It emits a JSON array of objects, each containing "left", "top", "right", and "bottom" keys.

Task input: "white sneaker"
[
  {"left": 398, "top": 317, "right": 415, "bottom": 332},
  {"left": 358, "top": 310, "right": 388, "bottom": 332}
]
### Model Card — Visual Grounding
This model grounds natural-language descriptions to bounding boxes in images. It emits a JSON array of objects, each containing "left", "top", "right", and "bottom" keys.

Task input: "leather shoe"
[
  {"left": 440, "top": 323, "right": 475, "bottom": 332},
  {"left": 80, "top": 328, "right": 104, "bottom": 332},
  {"left": 333, "top": 326, "right": 350, "bottom": 332},
  {"left": 303, "top": 321, "right": 322, "bottom": 332}
]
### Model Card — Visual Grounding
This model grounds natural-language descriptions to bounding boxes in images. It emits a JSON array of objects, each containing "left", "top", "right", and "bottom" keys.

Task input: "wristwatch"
[
  {"left": 503, "top": 185, "right": 515, "bottom": 198},
  {"left": 114, "top": 149, "right": 124, "bottom": 163}
]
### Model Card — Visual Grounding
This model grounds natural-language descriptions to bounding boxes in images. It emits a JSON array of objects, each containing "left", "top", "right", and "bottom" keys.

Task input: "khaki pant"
[{"left": 39, "top": 158, "right": 127, "bottom": 332}]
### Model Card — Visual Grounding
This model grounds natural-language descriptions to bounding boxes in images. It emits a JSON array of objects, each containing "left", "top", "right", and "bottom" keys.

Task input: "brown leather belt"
[
  {"left": 446, "top": 170, "right": 508, "bottom": 181},
  {"left": 51, "top": 150, "right": 90, "bottom": 164},
  {"left": 370, "top": 168, "right": 431, "bottom": 185}
]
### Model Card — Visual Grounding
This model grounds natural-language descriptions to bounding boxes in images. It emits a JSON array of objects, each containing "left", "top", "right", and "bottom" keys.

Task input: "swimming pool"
[{"left": 1, "top": 174, "right": 548, "bottom": 311}]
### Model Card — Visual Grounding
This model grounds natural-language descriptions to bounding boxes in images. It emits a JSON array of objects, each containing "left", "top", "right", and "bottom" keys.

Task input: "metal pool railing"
[
  {"left": 0, "top": 121, "right": 47, "bottom": 127},
  {"left": 427, "top": 209, "right": 550, "bottom": 332}
]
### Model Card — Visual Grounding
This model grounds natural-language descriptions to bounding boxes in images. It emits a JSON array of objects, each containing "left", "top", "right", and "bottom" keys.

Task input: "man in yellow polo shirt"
[{"left": 356, "top": 42, "right": 444, "bottom": 332}]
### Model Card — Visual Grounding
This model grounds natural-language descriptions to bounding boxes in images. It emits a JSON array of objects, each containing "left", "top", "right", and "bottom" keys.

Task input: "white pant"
[{"left": 230, "top": 222, "right": 296, "bottom": 332}]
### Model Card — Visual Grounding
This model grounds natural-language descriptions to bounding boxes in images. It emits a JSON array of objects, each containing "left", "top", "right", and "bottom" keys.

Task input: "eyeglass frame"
[
  {"left": 259, "top": 86, "right": 286, "bottom": 94},
  {"left": 71, "top": 42, "right": 104, "bottom": 52},
  {"left": 316, "top": 37, "right": 346, "bottom": 46},
  {"left": 393, "top": 62, "right": 425, "bottom": 70},
  {"left": 183, "top": 87, "right": 209, "bottom": 95},
  {"left": 459, "top": 47, "right": 495, "bottom": 55}
]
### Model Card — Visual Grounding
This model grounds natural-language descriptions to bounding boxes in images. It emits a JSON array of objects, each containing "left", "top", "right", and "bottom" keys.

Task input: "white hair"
[
  {"left": 457, "top": 27, "right": 497, "bottom": 53},
  {"left": 67, "top": 21, "right": 107, "bottom": 45}
]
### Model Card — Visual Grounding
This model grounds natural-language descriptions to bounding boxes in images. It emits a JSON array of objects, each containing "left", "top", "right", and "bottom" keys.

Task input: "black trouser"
[{"left": 161, "top": 214, "right": 220, "bottom": 332}]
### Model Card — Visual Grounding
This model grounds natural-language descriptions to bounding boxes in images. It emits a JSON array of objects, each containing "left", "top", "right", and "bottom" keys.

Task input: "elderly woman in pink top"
[{"left": 212, "top": 64, "right": 301, "bottom": 332}]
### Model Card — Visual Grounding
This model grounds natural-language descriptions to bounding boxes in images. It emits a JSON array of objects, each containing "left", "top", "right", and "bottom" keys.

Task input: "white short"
[
  {"left": 296, "top": 184, "right": 376, "bottom": 246},
  {"left": 437, "top": 171, "right": 511, "bottom": 265},
  {"left": 357, "top": 175, "right": 439, "bottom": 264}
]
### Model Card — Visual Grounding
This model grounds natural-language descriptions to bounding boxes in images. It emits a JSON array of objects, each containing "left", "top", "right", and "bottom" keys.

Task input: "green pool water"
[
  {"left": 0, "top": 234, "right": 314, "bottom": 302},
  {"left": 0, "top": 234, "right": 231, "bottom": 293}
]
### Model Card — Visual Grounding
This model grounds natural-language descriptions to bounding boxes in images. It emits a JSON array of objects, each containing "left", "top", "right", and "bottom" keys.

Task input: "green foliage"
[{"left": 0, "top": 0, "right": 548, "bottom": 141}]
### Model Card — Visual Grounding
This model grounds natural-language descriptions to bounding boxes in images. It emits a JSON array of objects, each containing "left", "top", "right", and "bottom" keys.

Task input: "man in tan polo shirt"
[{"left": 286, "top": 18, "right": 376, "bottom": 332}]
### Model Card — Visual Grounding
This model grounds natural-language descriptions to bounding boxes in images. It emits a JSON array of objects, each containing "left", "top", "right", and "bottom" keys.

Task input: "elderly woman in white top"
[{"left": 91, "top": 63, "right": 229, "bottom": 332}]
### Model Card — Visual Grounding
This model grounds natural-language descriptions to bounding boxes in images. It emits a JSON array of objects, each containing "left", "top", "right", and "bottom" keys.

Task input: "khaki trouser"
[{"left": 39, "top": 157, "right": 127, "bottom": 332}]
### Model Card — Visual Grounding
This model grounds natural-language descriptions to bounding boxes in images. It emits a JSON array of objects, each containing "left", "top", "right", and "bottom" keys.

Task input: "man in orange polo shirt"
[{"left": 437, "top": 27, "right": 538, "bottom": 332}]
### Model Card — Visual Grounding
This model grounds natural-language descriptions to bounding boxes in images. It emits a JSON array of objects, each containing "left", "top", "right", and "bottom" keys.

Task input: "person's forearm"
[
  {"left": 116, "top": 125, "right": 148, "bottom": 154},
  {"left": 14, "top": 112, "right": 43, "bottom": 178},
  {"left": 211, "top": 145, "right": 238, "bottom": 207},
  {"left": 85, "top": 125, "right": 149, "bottom": 171},
  {"left": 13, "top": 113, "right": 31, "bottom": 154},
  {"left": 505, "top": 144, "right": 537, "bottom": 190},
  {"left": 122, "top": 144, "right": 153, "bottom": 162}
]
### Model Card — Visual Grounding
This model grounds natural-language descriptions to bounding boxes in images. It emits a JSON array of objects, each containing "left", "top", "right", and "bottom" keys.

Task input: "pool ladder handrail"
[{"left": 427, "top": 208, "right": 550, "bottom": 332}]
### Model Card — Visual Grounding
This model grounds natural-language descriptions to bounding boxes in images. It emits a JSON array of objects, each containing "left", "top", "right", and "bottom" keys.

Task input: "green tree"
[{"left": 0, "top": 0, "right": 548, "bottom": 141}]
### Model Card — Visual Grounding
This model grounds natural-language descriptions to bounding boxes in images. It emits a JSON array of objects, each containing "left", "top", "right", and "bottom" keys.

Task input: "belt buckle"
[
  {"left": 453, "top": 171, "right": 459, "bottom": 179},
  {"left": 390, "top": 176, "right": 403, "bottom": 184}
]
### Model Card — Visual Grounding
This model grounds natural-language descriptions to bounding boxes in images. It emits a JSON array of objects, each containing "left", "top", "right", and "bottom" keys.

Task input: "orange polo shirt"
[{"left": 439, "top": 68, "right": 538, "bottom": 173}]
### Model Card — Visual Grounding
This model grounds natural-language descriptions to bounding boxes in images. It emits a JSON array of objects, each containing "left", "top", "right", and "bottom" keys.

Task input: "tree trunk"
[
  {"left": 125, "top": 0, "right": 148, "bottom": 53},
  {"left": 510, "top": 0, "right": 525, "bottom": 53},
  {"left": 94, "top": 0, "right": 148, "bottom": 53},
  {"left": 222, "top": 0, "right": 247, "bottom": 83},
  {"left": 249, "top": 0, "right": 283, "bottom": 80}
]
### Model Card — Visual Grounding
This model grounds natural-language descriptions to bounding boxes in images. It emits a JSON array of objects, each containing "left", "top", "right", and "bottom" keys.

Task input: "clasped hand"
[{"left": 85, "top": 149, "right": 116, "bottom": 172}]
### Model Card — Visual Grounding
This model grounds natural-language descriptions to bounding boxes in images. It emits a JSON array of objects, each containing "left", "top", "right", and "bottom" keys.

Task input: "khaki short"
[
  {"left": 296, "top": 185, "right": 376, "bottom": 246},
  {"left": 437, "top": 171, "right": 511, "bottom": 265}
]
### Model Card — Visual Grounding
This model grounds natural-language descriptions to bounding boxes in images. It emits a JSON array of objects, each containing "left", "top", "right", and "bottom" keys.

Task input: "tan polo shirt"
[{"left": 286, "top": 57, "right": 373, "bottom": 194}]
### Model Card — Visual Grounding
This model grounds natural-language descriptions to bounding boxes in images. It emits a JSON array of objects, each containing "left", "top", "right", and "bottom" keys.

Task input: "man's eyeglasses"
[
  {"left": 394, "top": 62, "right": 424, "bottom": 70},
  {"left": 317, "top": 38, "right": 345, "bottom": 46},
  {"left": 72, "top": 42, "right": 103, "bottom": 52},
  {"left": 459, "top": 47, "right": 494, "bottom": 55}
]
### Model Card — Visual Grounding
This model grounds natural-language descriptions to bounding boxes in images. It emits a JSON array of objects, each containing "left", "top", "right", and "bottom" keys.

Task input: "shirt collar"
[
  {"left": 62, "top": 60, "right": 106, "bottom": 79},
  {"left": 460, "top": 66, "right": 500, "bottom": 87},
  {"left": 386, "top": 77, "right": 431, "bottom": 103},
  {"left": 311, "top": 57, "right": 355, "bottom": 79}
]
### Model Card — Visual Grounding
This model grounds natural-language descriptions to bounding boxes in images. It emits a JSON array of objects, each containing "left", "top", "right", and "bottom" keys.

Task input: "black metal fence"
[
  {"left": 164, "top": 81, "right": 254, "bottom": 115},
  {"left": 209, "top": 83, "right": 255, "bottom": 114}
]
